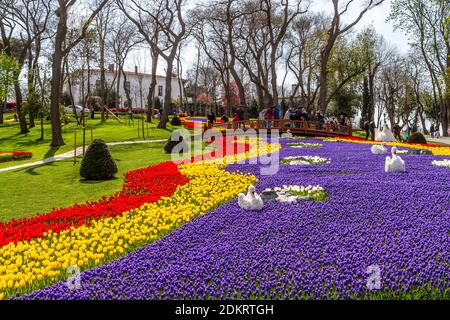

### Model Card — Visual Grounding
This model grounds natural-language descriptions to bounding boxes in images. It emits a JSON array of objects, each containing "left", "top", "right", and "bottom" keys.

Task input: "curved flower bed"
[
  {"left": 0, "top": 152, "right": 32, "bottom": 163},
  {"left": 21, "top": 138, "right": 449, "bottom": 300},
  {"left": 0, "top": 162, "right": 190, "bottom": 247},
  {"left": 333, "top": 136, "right": 450, "bottom": 156}
]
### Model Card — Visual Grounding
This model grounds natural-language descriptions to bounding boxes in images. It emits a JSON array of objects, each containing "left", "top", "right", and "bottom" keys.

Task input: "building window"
[{"left": 158, "top": 85, "right": 163, "bottom": 97}]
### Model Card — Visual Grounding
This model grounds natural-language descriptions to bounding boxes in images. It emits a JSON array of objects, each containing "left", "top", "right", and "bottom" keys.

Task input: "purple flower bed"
[{"left": 20, "top": 139, "right": 450, "bottom": 300}]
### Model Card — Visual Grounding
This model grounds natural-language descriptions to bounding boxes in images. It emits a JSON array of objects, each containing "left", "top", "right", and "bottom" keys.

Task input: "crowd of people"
[
  {"left": 430, "top": 122, "right": 441, "bottom": 138},
  {"left": 189, "top": 104, "right": 353, "bottom": 132}
]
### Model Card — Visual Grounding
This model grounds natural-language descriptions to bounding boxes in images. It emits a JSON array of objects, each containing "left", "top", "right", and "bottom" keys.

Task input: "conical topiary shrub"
[
  {"left": 80, "top": 139, "right": 118, "bottom": 180},
  {"left": 170, "top": 116, "right": 182, "bottom": 126}
]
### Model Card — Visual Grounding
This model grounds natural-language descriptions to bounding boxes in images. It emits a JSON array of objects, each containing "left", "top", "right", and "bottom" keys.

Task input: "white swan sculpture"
[
  {"left": 385, "top": 147, "right": 406, "bottom": 173},
  {"left": 281, "top": 130, "right": 293, "bottom": 139},
  {"left": 238, "top": 186, "right": 264, "bottom": 210},
  {"left": 237, "top": 193, "right": 251, "bottom": 210},
  {"left": 371, "top": 142, "right": 388, "bottom": 155}
]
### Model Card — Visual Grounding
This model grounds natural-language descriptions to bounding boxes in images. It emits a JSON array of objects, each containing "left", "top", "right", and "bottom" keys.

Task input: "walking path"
[
  {"left": 425, "top": 136, "right": 450, "bottom": 146},
  {"left": 0, "top": 139, "right": 167, "bottom": 173}
]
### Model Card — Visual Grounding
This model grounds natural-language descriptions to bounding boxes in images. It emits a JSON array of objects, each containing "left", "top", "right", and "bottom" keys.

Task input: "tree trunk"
[
  {"left": 418, "top": 106, "right": 428, "bottom": 135},
  {"left": 270, "top": 49, "right": 278, "bottom": 107},
  {"left": 443, "top": 48, "right": 450, "bottom": 136},
  {"left": 193, "top": 46, "right": 200, "bottom": 112},
  {"left": 100, "top": 37, "right": 106, "bottom": 122},
  {"left": 318, "top": 50, "right": 330, "bottom": 114},
  {"left": 27, "top": 48, "right": 35, "bottom": 128},
  {"left": 256, "top": 85, "right": 264, "bottom": 111},
  {"left": 146, "top": 48, "right": 158, "bottom": 122},
  {"left": 157, "top": 59, "right": 174, "bottom": 129},
  {"left": 122, "top": 69, "right": 132, "bottom": 110},
  {"left": 49, "top": 5, "right": 66, "bottom": 147},
  {"left": 368, "top": 69, "right": 377, "bottom": 120},
  {"left": 15, "top": 82, "right": 29, "bottom": 134},
  {"left": 0, "top": 100, "right": 5, "bottom": 124}
]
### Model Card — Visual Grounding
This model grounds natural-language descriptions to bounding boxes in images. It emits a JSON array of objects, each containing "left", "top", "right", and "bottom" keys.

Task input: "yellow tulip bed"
[{"left": 0, "top": 138, "right": 281, "bottom": 300}]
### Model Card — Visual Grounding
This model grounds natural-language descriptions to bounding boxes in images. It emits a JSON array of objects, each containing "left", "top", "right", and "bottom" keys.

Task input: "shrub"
[
  {"left": 164, "top": 134, "right": 189, "bottom": 154},
  {"left": 80, "top": 139, "right": 118, "bottom": 180},
  {"left": 170, "top": 116, "right": 182, "bottom": 126},
  {"left": 408, "top": 132, "right": 427, "bottom": 144}
]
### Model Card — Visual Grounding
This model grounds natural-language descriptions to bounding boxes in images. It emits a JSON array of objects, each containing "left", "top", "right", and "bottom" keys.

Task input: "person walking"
[
  {"left": 364, "top": 120, "right": 370, "bottom": 139},
  {"left": 369, "top": 120, "right": 376, "bottom": 141},
  {"left": 393, "top": 123, "right": 401, "bottom": 141},
  {"left": 283, "top": 108, "right": 292, "bottom": 128},
  {"left": 265, "top": 107, "right": 274, "bottom": 128},
  {"left": 434, "top": 121, "right": 440, "bottom": 138},
  {"left": 237, "top": 105, "right": 245, "bottom": 129}
]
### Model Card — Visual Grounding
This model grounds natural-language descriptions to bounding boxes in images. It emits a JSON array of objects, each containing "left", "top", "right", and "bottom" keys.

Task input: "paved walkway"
[
  {"left": 425, "top": 135, "right": 450, "bottom": 146},
  {"left": 0, "top": 139, "right": 167, "bottom": 173}
]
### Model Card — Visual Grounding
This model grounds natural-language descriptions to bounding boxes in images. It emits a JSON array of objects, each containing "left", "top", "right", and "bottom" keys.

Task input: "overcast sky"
[{"left": 126, "top": 0, "right": 410, "bottom": 82}]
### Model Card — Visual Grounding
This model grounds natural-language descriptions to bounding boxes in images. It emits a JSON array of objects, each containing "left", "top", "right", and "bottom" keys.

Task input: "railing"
[{"left": 207, "top": 119, "right": 352, "bottom": 136}]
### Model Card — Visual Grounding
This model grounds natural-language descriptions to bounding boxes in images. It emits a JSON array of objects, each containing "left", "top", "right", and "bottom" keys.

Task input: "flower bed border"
[{"left": 0, "top": 152, "right": 32, "bottom": 163}]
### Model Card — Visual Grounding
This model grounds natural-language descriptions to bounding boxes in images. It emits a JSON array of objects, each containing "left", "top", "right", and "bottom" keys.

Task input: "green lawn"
[
  {"left": 0, "top": 142, "right": 172, "bottom": 222},
  {"left": 0, "top": 115, "right": 177, "bottom": 169}
]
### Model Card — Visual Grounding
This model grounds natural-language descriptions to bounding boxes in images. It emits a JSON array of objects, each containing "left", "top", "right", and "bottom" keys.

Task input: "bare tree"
[
  {"left": 317, "top": 0, "right": 384, "bottom": 114},
  {"left": 116, "top": 0, "right": 163, "bottom": 122},
  {"left": 95, "top": 1, "right": 114, "bottom": 121},
  {"left": 0, "top": 0, "right": 51, "bottom": 133},
  {"left": 48, "top": 0, "right": 109, "bottom": 147},
  {"left": 389, "top": 0, "right": 449, "bottom": 135},
  {"left": 285, "top": 13, "right": 325, "bottom": 109}
]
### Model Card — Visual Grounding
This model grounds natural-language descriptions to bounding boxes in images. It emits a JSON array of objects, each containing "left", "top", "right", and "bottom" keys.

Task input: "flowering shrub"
[
  {"left": 432, "top": 159, "right": 450, "bottom": 168},
  {"left": 0, "top": 152, "right": 32, "bottom": 163},
  {"left": 281, "top": 155, "right": 330, "bottom": 165},
  {"left": 287, "top": 142, "right": 323, "bottom": 148}
]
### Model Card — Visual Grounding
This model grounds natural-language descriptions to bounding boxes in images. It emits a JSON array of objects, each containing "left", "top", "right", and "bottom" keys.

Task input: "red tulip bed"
[
  {"left": 188, "top": 136, "right": 250, "bottom": 163},
  {"left": 0, "top": 161, "right": 190, "bottom": 247},
  {"left": 180, "top": 117, "right": 224, "bottom": 130},
  {"left": 0, "top": 152, "right": 32, "bottom": 163}
]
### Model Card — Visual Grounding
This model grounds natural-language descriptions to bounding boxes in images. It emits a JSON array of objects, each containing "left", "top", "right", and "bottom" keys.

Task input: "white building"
[{"left": 64, "top": 66, "right": 185, "bottom": 108}]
